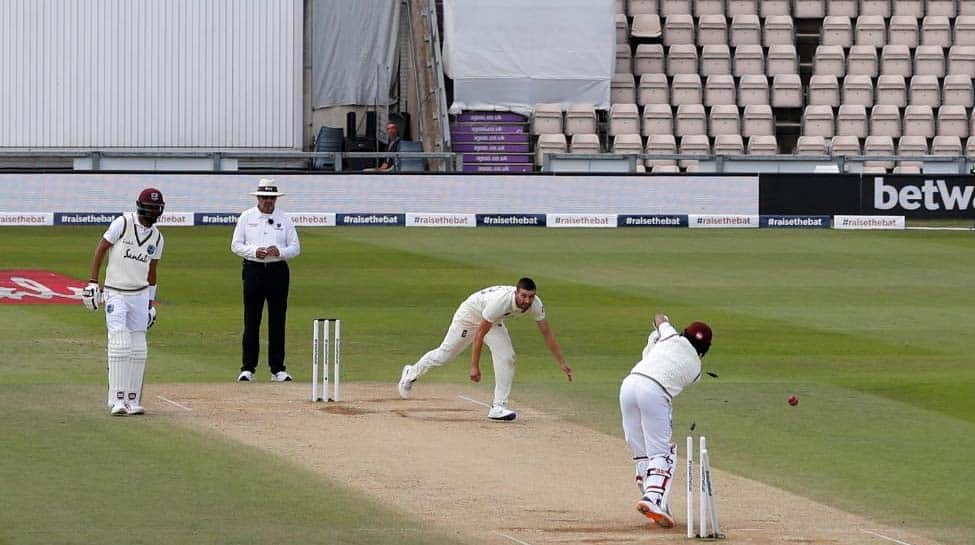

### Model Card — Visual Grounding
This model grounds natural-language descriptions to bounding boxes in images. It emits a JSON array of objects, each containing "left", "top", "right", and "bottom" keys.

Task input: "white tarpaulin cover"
[
  {"left": 312, "top": 0, "right": 400, "bottom": 108},
  {"left": 443, "top": 0, "right": 614, "bottom": 115}
]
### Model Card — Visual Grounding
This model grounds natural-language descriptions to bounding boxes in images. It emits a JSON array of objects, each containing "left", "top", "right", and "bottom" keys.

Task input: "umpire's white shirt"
[
  {"left": 629, "top": 322, "right": 701, "bottom": 398},
  {"left": 231, "top": 207, "right": 300, "bottom": 262},
  {"left": 453, "top": 285, "right": 546, "bottom": 326}
]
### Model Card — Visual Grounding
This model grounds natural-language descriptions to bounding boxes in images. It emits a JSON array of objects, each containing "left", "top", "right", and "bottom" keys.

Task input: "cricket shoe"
[
  {"left": 237, "top": 370, "right": 255, "bottom": 382},
  {"left": 270, "top": 371, "right": 293, "bottom": 382},
  {"left": 397, "top": 365, "right": 415, "bottom": 399},
  {"left": 110, "top": 403, "right": 128, "bottom": 417},
  {"left": 487, "top": 404, "right": 517, "bottom": 421},
  {"left": 636, "top": 497, "right": 674, "bottom": 528},
  {"left": 126, "top": 404, "right": 145, "bottom": 415}
]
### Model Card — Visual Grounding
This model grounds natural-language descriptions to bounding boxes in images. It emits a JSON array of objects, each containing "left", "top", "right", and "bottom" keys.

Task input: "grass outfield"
[{"left": 2, "top": 226, "right": 974, "bottom": 544}]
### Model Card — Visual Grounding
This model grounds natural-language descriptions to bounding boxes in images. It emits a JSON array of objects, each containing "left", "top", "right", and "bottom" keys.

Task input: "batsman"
[{"left": 82, "top": 188, "right": 166, "bottom": 416}]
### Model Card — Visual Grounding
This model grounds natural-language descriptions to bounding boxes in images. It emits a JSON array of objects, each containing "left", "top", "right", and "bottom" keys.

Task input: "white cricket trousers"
[
  {"left": 620, "top": 373, "right": 676, "bottom": 503},
  {"left": 103, "top": 288, "right": 150, "bottom": 407},
  {"left": 410, "top": 319, "right": 516, "bottom": 406}
]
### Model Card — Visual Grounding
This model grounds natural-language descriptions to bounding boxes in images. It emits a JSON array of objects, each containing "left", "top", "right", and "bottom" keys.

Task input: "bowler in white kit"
[
  {"left": 619, "top": 313, "right": 712, "bottom": 527},
  {"left": 398, "top": 278, "right": 573, "bottom": 421}
]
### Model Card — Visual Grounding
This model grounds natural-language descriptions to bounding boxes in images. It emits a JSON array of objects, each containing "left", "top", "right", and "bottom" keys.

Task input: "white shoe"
[
  {"left": 397, "top": 365, "right": 414, "bottom": 399},
  {"left": 270, "top": 371, "right": 292, "bottom": 382},
  {"left": 237, "top": 370, "right": 255, "bottom": 382},
  {"left": 126, "top": 404, "right": 145, "bottom": 415},
  {"left": 636, "top": 497, "right": 675, "bottom": 528},
  {"left": 110, "top": 403, "right": 128, "bottom": 416},
  {"left": 487, "top": 404, "right": 517, "bottom": 421}
]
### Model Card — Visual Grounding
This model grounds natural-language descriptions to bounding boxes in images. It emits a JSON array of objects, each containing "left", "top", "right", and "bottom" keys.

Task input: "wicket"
[
  {"left": 311, "top": 318, "right": 341, "bottom": 402},
  {"left": 686, "top": 435, "right": 722, "bottom": 539}
]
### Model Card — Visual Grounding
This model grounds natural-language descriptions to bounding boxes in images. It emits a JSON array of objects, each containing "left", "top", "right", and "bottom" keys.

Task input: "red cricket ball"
[{"left": 788, "top": 395, "right": 799, "bottom": 406}]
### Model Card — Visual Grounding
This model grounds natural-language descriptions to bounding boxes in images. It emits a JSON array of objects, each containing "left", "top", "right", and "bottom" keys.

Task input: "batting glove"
[
  {"left": 147, "top": 306, "right": 157, "bottom": 329},
  {"left": 81, "top": 282, "right": 101, "bottom": 311}
]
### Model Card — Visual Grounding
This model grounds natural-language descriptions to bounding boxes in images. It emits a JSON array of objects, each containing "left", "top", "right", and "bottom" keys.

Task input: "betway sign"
[{"left": 870, "top": 177, "right": 975, "bottom": 217}]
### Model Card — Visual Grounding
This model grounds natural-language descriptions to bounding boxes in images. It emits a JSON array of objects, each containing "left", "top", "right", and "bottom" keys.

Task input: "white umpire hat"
[{"left": 250, "top": 178, "right": 285, "bottom": 197}]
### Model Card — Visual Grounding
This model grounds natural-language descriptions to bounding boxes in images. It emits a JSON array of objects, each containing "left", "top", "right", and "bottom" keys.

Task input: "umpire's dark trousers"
[{"left": 241, "top": 260, "right": 290, "bottom": 373}]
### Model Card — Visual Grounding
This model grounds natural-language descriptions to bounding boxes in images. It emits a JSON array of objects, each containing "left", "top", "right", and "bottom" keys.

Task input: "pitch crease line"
[
  {"left": 861, "top": 529, "right": 917, "bottom": 545},
  {"left": 157, "top": 395, "right": 192, "bottom": 411},
  {"left": 458, "top": 394, "right": 492, "bottom": 408},
  {"left": 492, "top": 530, "right": 535, "bottom": 545}
]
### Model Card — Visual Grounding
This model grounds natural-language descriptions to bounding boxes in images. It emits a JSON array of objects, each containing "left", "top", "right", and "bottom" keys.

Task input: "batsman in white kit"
[
  {"left": 398, "top": 278, "right": 573, "bottom": 421},
  {"left": 82, "top": 188, "right": 166, "bottom": 416},
  {"left": 619, "top": 313, "right": 712, "bottom": 527}
]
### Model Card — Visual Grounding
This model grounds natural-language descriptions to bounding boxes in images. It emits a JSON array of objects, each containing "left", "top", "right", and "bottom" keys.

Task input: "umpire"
[{"left": 231, "top": 178, "right": 301, "bottom": 382}]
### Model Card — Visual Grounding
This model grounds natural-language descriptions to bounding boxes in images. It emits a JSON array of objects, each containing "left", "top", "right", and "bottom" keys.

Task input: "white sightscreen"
[
  {"left": 0, "top": 0, "right": 302, "bottom": 149},
  {"left": 442, "top": 0, "right": 614, "bottom": 115}
]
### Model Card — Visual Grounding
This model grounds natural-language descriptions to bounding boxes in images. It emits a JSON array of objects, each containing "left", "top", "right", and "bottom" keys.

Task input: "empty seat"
[
  {"left": 881, "top": 45, "right": 913, "bottom": 77},
  {"left": 643, "top": 104, "right": 675, "bottom": 136},
  {"left": 734, "top": 45, "right": 766, "bottom": 76},
  {"left": 634, "top": 45, "right": 665, "bottom": 76},
  {"left": 671, "top": 74, "right": 703, "bottom": 105},
  {"left": 536, "top": 134, "right": 567, "bottom": 165},
  {"left": 632, "top": 14, "right": 663, "bottom": 38},
  {"left": 827, "top": 0, "right": 858, "bottom": 16},
  {"left": 679, "top": 134, "right": 711, "bottom": 167},
  {"left": 928, "top": 0, "right": 958, "bottom": 17},
  {"left": 645, "top": 134, "right": 678, "bottom": 167},
  {"left": 968, "top": 135, "right": 975, "bottom": 157},
  {"left": 831, "top": 135, "right": 862, "bottom": 156},
  {"left": 764, "top": 15, "right": 795, "bottom": 46},
  {"left": 566, "top": 104, "right": 597, "bottom": 135},
  {"left": 628, "top": 0, "right": 659, "bottom": 16},
  {"left": 713, "top": 134, "right": 745, "bottom": 155},
  {"left": 914, "top": 46, "right": 946, "bottom": 78},
  {"left": 809, "top": 75, "right": 841, "bottom": 106},
  {"left": 613, "top": 134, "right": 644, "bottom": 156},
  {"left": 847, "top": 45, "right": 878, "bottom": 77},
  {"left": 709, "top": 105, "right": 741, "bottom": 136},
  {"left": 793, "top": 0, "right": 826, "bottom": 18},
  {"left": 738, "top": 74, "right": 771, "bottom": 105},
  {"left": 855, "top": 15, "right": 887, "bottom": 47},
  {"left": 704, "top": 75, "right": 737, "bottom": 107},
  {"left": 728, "top": 0, "right": 759, "bottom": 16},
  {"left": 943, "top": 74, "right": 975, "bottom": 107},
  {"left": 921, "top": 16, "right": 952, "bottom": 48},
  {"left": 932, "top": 135, "right": 963, "bottom": 156},
  {"left": 837, "top": 104, "right": 869, "bottom": 138},
  {"left": 616, "top": 0, "right": 625, "bottom": 13},
  {"left": 616, "top": 44, "right": 633, "bottom": 74},
  {"left": 822, "top": 16, "right": 854, "bottom": 47},
  {"left": 892, "top": 0, "right": 923, "bottom": 17},
  {"left": 667, "top": 44, "right": 699, "bottom": 76},
  {"left": 639, "top": 73, "right": 670, "bottom": 105},
  {"left": 612, "top": 73, "right": 637, "bottom": 103},
  {"left": 903, "top": 105, "right": 935, "bottom": 138},
  {"left": 743, "top": 104, "right": 775, "bottom": 137},
  {"left": 701, "top": 45, "right": 732, "bottom": 76},
  {"left": 897, "top": 135, "right": 928, "bottom": 169},
  {"left": 661, "top": 0, "right": 693, "bottom": 16},
  {"left": 731, "top": 15, "right": 762, "bottom": 46},
  {"left": 954, "top": 17, "right": 975, "bottom": 47},
  {"left": 876, "top": 75, "right": 908, "bottom": 107},
  {"left": 698, "top": 15, "right": 729, "bottom": 46},
  {"left": 803, "top": 105, "right": 835, "bottom": 137},
  {"left": 747, "top": 135, "right": 779, "bottom": 154},
  {"left": 948, "top": 46, "right": 975, "bottom": 75},
  {"left": 864, "top": 135, "right": 896, "bottom": 169},
  {"left": 767, "top": 45, "right": 799, "bottom": 76},
  {"left": 609, "top": 103, "right": 641, "bottom": 135},
  {"left": 909, "top": 75, "right": 942, "bottom": 107},
  {"left": 760, "top": 0, "right": 791, "bottom": 17},
  {"left": 814, "top": 45, "right": 846, "bottom": 77},
  {"left": 843, "top": 75, "right": 874, "bottom": 107},
  {"left": 870, "top": 104, "right": 903, "bottom": 137},
  {"left": 616, "top": 14, "right": 630, "bottom": 44},
  {"left": 772, "top": 74, "right": 804, "bottom": 107},
  {"left": 532, "top": 103, "right": 563, "bottom": 135},
  {"left": 892, "top": 164, "right": 922, "bottom": 174},
  {"left": 664, "top": 15, "right": 695, "bottom": 45},
  {"left": 889, "top": 16, "right": 919, "bottom": 48},
  {"left": 695, "top": 0, "right": 725, "bottom": 16},
  {"left": 569, "top": 133, "right": 601, "bottom": 154},
  {"left": 960, "top": 0, "right": 975, "bottom": 16},
  {"left": 859, "top": 0, "right": 891, "bottom": 18},
  {"left": 675, "top": 104, "right": 708, "bottom": 136},
  {"left": 651, "top": 164, "right": 682, "bottom": 173},
  {"left": 796, "top": 135, "right": 828, "bottom": 155},
  {"left": 312, "top": 126, "right": 343, "bottom": 170},
  {"left": 937, "top": 105, "right": 970, "bottom": 138}
]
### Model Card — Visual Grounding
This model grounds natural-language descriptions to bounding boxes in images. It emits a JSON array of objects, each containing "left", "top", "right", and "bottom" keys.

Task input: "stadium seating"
[
  {"left": 566, "top": 104, "right": 597, "bottom": 135},
  {"left": 570, "top": 133, "right": 601, "bottom": 154}
]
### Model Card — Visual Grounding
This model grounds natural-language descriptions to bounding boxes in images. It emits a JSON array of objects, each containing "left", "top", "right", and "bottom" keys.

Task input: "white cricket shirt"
[
  {"left": 103, "top": 213, "right": 164, "bottom": 292},
  {"left": 629, "top": 322, "right": 701, "bottom": 398},
  {"left": 231, "top": 206, "right": 300, "bottom": 262},
  {"left": 453, "top": 285, "right": 546, "bottom": 326}
]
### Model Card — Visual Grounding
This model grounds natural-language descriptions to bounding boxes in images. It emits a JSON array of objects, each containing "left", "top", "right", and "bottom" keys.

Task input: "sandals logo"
[{"left": 0, "top": 270, "right": 87, "bottom": 305}]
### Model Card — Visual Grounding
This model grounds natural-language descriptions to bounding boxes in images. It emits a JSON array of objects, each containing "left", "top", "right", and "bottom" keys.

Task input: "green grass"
[{"left": 2, "top": 226, "right": 974, "bottom": 544}]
